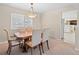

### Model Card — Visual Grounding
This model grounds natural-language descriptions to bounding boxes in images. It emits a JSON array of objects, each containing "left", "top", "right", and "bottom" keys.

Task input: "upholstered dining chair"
[
  {"left": 41, "top": 28, "right": 49, "bottom": 53},
  {"left": 25, "top": 30, "right": 42, "bottom": 55},
  {"left": 3, "top": 29, "right": 22, "bottom": 55}
]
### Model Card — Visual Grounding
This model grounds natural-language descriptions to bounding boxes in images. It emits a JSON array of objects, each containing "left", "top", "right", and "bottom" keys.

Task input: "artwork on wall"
[
  {"left": 11, "top": 13, "right": 24, "bottom": 29},
  {"left": 24, "top": 17, "right": 33, "bottom": 28},
  {"left": 11, "top": 13, "right": 33, "bottom": 30}
]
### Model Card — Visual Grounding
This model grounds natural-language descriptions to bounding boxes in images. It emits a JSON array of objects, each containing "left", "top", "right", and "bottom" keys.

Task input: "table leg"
[{"left": 22, "top": 39, "right": 27, "bottom": 52}]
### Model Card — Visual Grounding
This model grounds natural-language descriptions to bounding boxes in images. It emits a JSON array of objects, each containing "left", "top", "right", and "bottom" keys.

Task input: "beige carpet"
[{"left": 0, "top": 38, "right": 79, "bottom": 55}]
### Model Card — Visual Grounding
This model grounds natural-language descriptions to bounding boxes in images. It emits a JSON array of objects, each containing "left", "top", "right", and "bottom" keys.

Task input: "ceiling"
[{"left": 3, "top": 3, "right": 79, "bottom": 13}]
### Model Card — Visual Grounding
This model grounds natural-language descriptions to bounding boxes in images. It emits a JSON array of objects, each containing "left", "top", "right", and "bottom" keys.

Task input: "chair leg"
[
  {"left": 19, "top": 41, "right": 22, "bottom": 48},
  {"left": 22, "top": 40, "right": 27, "bottom": 52},
  {"left": 46, "top": 40, "right": 49, "bottom": 49},
  {"left": 7, "top": 46, "right": 11, "bottom": 55},
  {"left": 41, "top": 43, "right": 44, "bottom": 53},
  {"left": 19, "top": 43, "right": 23, "bottom": 48},
  {"left": 18, "top": 39, "right": 23, "bottom": 48},
  {"left": 31, "top": 48, "right": 33, "bottom": 55},
  {"left": 7, "top": 46, "right": 9, "bottom": 53},
  {"left": 39, "top": 44, "right": 42, "bottom": 55}
]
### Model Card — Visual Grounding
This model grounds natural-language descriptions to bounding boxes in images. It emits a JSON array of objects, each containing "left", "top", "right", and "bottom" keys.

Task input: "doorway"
[{"left": 63, "top": 19, "right": 77, "bottom": 44}]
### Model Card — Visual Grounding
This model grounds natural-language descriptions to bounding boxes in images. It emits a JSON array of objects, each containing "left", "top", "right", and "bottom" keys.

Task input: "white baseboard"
[
  {"left": 74, "top": 46, "right": 79, "bottom": 51},
  {"left": 0, "top": 41, "right": 7, "bottom": 44},
  {"left": 75, "top": 48, "right": 79, "bottom": 51}
]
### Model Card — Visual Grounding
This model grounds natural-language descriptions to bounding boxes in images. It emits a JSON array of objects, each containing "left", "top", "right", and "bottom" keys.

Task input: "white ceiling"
[{"left": 3, "top": 3, "right": 79, "bottom": 13}]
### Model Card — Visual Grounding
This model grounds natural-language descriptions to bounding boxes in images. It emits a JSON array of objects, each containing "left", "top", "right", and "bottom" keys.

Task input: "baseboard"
[
  {"left": 0, "top": 41, "right": 7, "bottom": 44},
  {"left": 49, "top": 36, "right": 56, "bottom": 39},
  {"left": 75, "top": 48, "right": 79, "bottom": 51},
  {"left": 74, "top": 45, "right": 79, "bottom": 51}
]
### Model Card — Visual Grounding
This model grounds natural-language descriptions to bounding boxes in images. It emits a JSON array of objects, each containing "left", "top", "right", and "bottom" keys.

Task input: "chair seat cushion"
[
  {"left": 26, "top": 41, "right": 39, "bottom": 48},
  {"left": 11, "top": 40, "right": 20, "bottom": 46},
  {"left": 41, "top": 38, "right": 47, "bottom": 42},
  {"left": 25, "top": 41, "right": 33, "bottom": 47}
]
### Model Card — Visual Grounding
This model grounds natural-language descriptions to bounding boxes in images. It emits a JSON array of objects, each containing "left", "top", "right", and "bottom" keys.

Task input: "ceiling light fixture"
[{"left": 28, "top": 3, "right": 37, "bottom": 18}]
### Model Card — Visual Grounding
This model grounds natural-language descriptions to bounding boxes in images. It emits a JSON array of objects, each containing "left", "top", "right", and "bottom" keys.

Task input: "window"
[{"left": 11, "top": 13, "right": 33, "bottom": 30}]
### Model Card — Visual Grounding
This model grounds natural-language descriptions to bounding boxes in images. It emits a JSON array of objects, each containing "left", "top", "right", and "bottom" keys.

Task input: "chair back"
[
  {"left": 3, "top": 29, "right": 13, "bottom": 46},
  {"left": 42, "top": 28, "right": 49, "bottom": 42},
  {"left": 3, "top": 29, "right": 10, "bottom": 41},
  {"left": 32, "top": 29, "right": 42, "bottom": 46}
]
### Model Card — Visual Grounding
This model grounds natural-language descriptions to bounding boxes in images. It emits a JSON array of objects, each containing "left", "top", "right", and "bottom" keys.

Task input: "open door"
[{"left": 64, "top": 19, "right": 77, "bottom": 44}]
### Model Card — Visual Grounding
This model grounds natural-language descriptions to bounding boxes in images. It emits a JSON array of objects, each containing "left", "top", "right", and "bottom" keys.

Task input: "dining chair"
[
  {"left": 41, "top": 28, "right": 49, "bottom": 53},
  {"left": 25, "top": 30, "right": 42, "bottom": 55},
  {"left": 3, "top": 29, "right": 22, "bottom": 55}
]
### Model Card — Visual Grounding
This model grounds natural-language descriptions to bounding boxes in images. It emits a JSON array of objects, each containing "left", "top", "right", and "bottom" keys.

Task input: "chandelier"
[{"left": 28, "top": 3, "right": 37, "bottom": 18}]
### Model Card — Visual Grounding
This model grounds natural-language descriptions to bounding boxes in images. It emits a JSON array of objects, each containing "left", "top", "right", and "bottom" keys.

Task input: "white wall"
[
  {"left": 0, "top": 5, "right": 27, "bottom": 42},
  {"left": 0, "top": 4, "right": 78, "bottom": 42},
  {"left": 41, "top": 10, "right": 62, "bottom": 39},
  {"left": 41, "top": 6, "right": 78, "bottom": 40},
  {"left": 0, "top": 4, "right": 41, "bottom": 42},
  {"left": 75, "top": 11, "right": 79, "bottom": 49},
  {"left": 62, "top": 10, "right": 78, "bottom": 20}
]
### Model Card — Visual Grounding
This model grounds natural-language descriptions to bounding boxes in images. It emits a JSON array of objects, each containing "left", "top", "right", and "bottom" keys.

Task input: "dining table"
[
  {"left": 14, "top": 29, "right": 43, "bottom": 52},
  {"left": 14, "top": 31, "right": 32, "bottom": 52}
]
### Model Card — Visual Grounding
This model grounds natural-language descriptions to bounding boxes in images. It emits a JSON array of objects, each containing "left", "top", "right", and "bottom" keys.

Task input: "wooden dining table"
[
  {"left": 14, "top": 31, "right": 32, "bottom": 52},
  {"left": 14, "top": 30, "right": 43, "bottom": 52}
]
